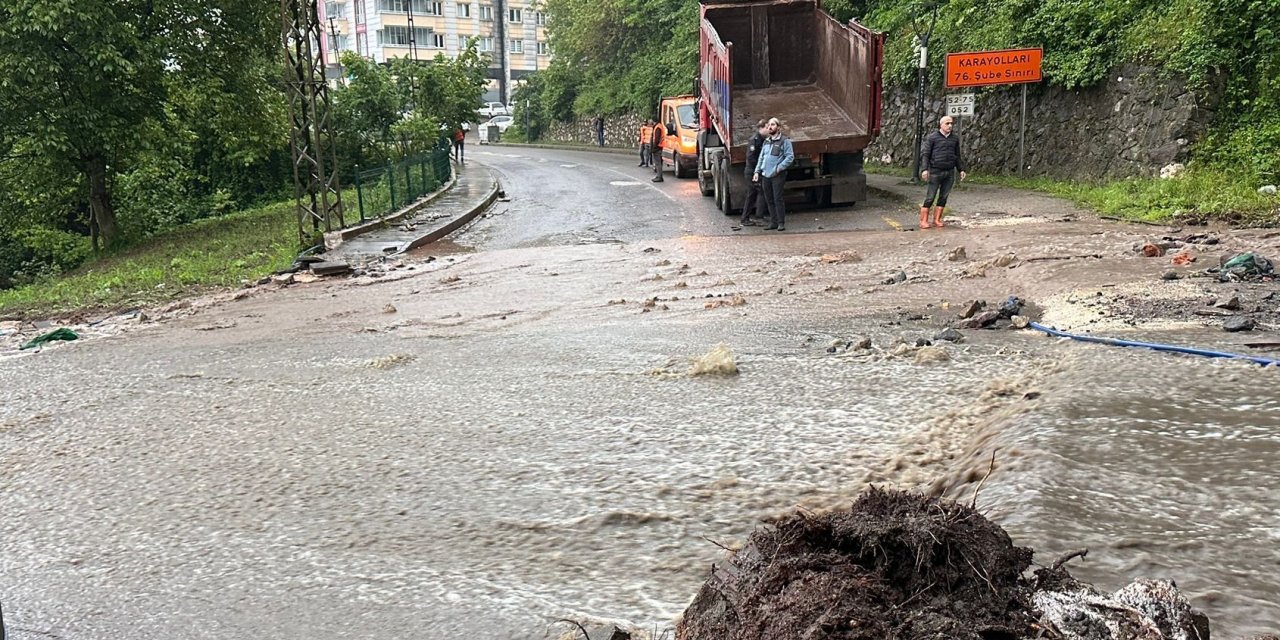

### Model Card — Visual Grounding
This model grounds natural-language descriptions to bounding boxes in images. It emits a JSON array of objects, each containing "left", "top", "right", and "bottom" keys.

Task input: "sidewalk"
[
  {"left": 866, "top": 172, "right": 1093, "bottom": 222},
  {"left": 326, "top": 161, "right": 500, "bottom": 264}
]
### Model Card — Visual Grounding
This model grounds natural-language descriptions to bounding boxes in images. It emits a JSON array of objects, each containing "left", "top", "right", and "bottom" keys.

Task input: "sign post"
[
  {"left": 944, "top": 48, "right": 1042, "bottom": 175},
  {"left": 945, "top": 93, "right": 975, "bottom": 118}
]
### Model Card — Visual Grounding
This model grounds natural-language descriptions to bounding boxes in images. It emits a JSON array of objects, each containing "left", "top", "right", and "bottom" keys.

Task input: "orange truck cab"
[{"left": 656, "top": 95, "right": 699, "bottom": 179}]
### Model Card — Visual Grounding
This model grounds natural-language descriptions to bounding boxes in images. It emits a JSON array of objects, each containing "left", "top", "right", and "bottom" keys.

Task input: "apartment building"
[{"left": 320, "top": 0, "right": 550, "bottom": 103}]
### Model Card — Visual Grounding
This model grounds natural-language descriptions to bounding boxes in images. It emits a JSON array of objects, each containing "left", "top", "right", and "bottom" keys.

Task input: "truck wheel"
[
  {"left": 718, "top": 157, "right": 735, "bottom": 215},
  {"left": 698, "top": 154, "right": 715, "bottom": 197}
]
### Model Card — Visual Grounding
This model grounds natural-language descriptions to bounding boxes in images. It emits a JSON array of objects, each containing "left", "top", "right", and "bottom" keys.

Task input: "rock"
[
  {"left": 382, "top": 304, "right": 397, "bottom": 314},
  {"left": 1010, "top": 315, "right": 1030, "bottom": 329},
  {"left": 1161, "top": 270, "right": 1181, "bottom": 281},
  {"left": 293, "top": 273, "right": 320, "bottom": 284},
  {"left": 1224, "top": 317, "right": 1257, "bottom": 332},
  {"left": 1260, "top": 184, "right": 1278, "bottom": 196},
  {"left": 914, "top": 346, "right": 950, "bottom": 364},
  {"left": 1159, "top": 162, "right": 1185, "bottom": 179},
  {"left": 581, "top": 625, "right": 631, "bottom": 640},
  {"left": 310, "top": 261, "right": 352, "bottom": 276},
  {"left": 1171, "top": 251, "right": 1196, "bottom": 266},
  {"left": 1141, "top": 243, "right": 1165, "bottom": 258},
  {"left": 963, "top": 310, "right": 1002, "bottom": 329},
  {"left": 998, "top": 296, "right": 1024, "bottom": 318},
  {"left": 820, "top": 250, "right": 863, "bottom": 264},
  {"left": 959, "top": 300, "right": 985, "bottom": 320},
  {"left": 256, "top": 276, "right": 272, "bottom": 286},
  {"left": 914, "top": 337, "right": 932, "bottom": 347},
  {"left": 892, "top": 270, "right": 907, "bottom": 284},
  {"left": 934, "top": 328, "right": 965, "bottom": 343},
  {"left": 851, "top": 336, "right": 873, "bottom": 350},
  {"left": 992, "top": 253, "right": 1019, "bottom": 268},
  {"left": 1214, "top": 295, "right": 1241, "bottom": 310},
  {"left": 272, "top": 273, "right": 295, "bottom": 285},
  {"left": 946, "top": 246, "right": 967, "bottom": 262}
]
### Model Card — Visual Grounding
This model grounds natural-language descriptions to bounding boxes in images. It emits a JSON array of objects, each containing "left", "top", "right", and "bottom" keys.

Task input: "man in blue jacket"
[{"left": 753, "top": 117, "right": 795, "bottom": 231}]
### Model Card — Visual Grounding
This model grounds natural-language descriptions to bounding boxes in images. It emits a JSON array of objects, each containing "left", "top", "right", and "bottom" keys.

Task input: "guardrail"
[{"left": 350, "top": 139, "right": 452, "bottom": 225}]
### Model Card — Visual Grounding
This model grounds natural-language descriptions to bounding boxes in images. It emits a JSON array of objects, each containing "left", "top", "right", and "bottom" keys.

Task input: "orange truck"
[
  {"left": 693, "top": 0, "right": 885, "bottom": 214},
  {"left": 653, "top": 95, "right": 700, "bottom": 178}
]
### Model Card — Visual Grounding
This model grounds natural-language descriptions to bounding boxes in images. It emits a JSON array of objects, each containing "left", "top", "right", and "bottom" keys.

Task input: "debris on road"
[
  {"left": 915, "top": 346, "right": 950, "bottom": 364},
  {"left": 383, "top": 304, "right": 398, "bottom": 314},
  {"left": 946, "top": 246, "right": 967, "bottom": 262},
  {"left": 882, "top": 270, "right": 908, "bottom": 285},
  {"left": 1171, "top": 251, "right": 1197, "bottom": 266},
  {"left": 1213, "top": 252, "right": 1275, "bottom": 282},
  {"left": 934, "top": 328, "right": 965, "bottom": 343},
  {"left": 704, "top": 296, "right": 747, "bottom": 309},
  {"left": 1224, "top": 317, "right": 1258, "bottom": 332},
  {"left": 19, "top": 327, "right": 79, "bottom": 350},
  {"left": 678, "top": 488, "right": 1212, "bottom": 640},
  {"left": 364, "top": 353, "right": 416, "bottom": 369},
  {"left": 310, "top": 261, "right": 352, "bottom": 276},
  {"left": 1141, "top": 243, "right": 1165, "bottom": 258},
  {"left": 959, "top": 300, "right": 985, "bottom": 320},
  {"left": 820, "top": 250, "right": 863, "bottom": 264},
  {"left": 688, "top": 344, "right": 739, "bottom": 377},
  {"left": 962, "top": 310, "right": 1002, "bottom": 329},
  {"left": 1214, "top": 295, "right": 1242, "bottom": 311}
]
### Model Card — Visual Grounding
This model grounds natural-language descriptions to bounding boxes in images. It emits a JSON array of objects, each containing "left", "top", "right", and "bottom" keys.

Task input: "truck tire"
[
  {"left": 698, "top": 148, "right": 719, "bottom": 197},
  {"left": 718, "top": 157, "right": 735, "bottom": 215}
]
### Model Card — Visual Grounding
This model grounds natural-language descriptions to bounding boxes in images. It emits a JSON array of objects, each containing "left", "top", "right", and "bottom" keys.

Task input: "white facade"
[{"left": 321, "top": 0, "right": 550, "bottom": 102}]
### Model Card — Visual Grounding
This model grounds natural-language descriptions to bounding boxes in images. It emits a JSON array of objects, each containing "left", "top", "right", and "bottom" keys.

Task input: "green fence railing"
[{"left": 351, "top": 140, "right": 453, "bottom": 225}]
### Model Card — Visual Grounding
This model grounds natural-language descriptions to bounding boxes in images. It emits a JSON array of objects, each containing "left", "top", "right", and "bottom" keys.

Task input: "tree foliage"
[
  {"left": 529, "top": 0, "right": 698, "bottom": 122},
  {"left": 333, "top": 44, "right": 491, "bottom": 169},
  {"left": 0, "top": 0, "right": 286, "bottom": 251}
]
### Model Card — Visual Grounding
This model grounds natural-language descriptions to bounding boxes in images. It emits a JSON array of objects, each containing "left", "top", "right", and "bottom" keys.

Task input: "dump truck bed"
[
  {"left": 699, "top": 0, "right": 883, "bottom": 164},
  {"left": 731, "top": 83, "right": 868, "bottom": 152}
]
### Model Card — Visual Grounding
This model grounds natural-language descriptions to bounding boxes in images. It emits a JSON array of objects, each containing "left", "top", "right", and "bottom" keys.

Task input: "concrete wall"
[{"left": 867, "top": 65, "right": 1221, "bottom": 179}]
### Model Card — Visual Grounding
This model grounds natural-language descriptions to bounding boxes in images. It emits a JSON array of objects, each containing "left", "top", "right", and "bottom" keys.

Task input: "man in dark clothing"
[
  {"left": 919, "top": 115, "right": 967, "bottom": 228},
  {"left": 592, "top": 115, "right": 605, "bottom": 147},
  {"left": 739, "top": 120, "right": 768, "bottom": 226},
  {"left": 650, "top": 120, "right": 666, "bottom": 183}
]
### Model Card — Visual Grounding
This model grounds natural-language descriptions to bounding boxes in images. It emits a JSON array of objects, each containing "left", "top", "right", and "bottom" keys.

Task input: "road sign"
[
  {"left": 945, "top": 48, "right": 1043, "bottom": 88},
  {"left": 946, "top": 93, "right": 975, "bottom": 117}
]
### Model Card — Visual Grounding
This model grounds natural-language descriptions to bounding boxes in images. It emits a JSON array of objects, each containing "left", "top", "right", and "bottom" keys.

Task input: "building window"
[
  {"left": 508, "top": 8, "right": 522, "bottom": 23},
  {"left": 429, "top": 33, "right": 445, "bottom": 48},
  {"left": 477, "top": 36, "right": 494, "bottom": 52},
  {"left": 535, "top": 11, "right": 546, "bottom": 26},
  {"left": 325, "top": 2, "right": 341, "bottom": 17},
  {"left": 457, "top": 3, "right": 471, "bottom": 17},
  {"left": 537, "top": 41, "right": 548, "bottom": 55},
  {"left": 509, "top": 39, "right": 523, "bottom": 54},
  {"left": 478, "top": 4, "right": 493, "bottom": 21},
  {"left": 377, "top": 25, "right": 435, "bottom": 46},
  {"left": 376, "top": 0, "right": 442, "bottom": 14}
]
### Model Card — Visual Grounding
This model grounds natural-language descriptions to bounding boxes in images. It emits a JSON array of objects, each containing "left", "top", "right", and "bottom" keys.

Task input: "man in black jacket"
[
  {"left": 919, "top": 115, "right": 967, "bottom": 228},
  {"left": 740, "top": 119, "right": 768, "bottom": 226}
]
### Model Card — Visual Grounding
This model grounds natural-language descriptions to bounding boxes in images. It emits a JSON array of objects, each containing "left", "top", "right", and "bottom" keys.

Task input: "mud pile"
[{"left": 677, "top": 488, "right": 1214, "bottom": 640}]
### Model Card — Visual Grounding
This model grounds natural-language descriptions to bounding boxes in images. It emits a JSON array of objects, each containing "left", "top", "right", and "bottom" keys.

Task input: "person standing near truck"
[
  {"left": 739, "top": 119, "right": 768, "bottom": 226},
  {"left": 753, "top": 117, "right": 794, "bottom": 231},
  {"left": 638, "top": 120, "right": 654, "bottom": 167},
  {"left": 650, "top": 120, "right": 667, "bottom": 183},
  {"left": 919, "top": 115, "right": 967, "bottom": 228}
]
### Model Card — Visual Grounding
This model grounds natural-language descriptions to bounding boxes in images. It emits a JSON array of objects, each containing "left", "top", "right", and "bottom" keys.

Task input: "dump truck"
[{"left": 695, "top": 0, "right": 885, "bottom": 214}]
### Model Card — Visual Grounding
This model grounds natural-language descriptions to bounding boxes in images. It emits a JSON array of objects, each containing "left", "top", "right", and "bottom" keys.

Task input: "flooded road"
[{"left": 1, "top": 147, "right": 1278, "bottom": 639}]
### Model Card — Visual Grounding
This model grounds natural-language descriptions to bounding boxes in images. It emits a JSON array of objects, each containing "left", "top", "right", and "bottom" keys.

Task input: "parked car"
[
  {"left": 477, "top": 102, "right": 510, "bottom": 118},
  {"left": 486, "top": 115, "right": 514, "bottom": 132}
]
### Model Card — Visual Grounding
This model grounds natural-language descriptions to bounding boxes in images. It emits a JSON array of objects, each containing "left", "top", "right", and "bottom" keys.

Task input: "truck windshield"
[{"left": 677, "top": 105, "right": 697, "bottom": 129}]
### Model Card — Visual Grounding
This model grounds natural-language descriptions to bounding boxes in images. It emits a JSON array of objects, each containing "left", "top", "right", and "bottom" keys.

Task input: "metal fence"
[{"left": 351, "top": 139, "right": 453, "bottom": 225}]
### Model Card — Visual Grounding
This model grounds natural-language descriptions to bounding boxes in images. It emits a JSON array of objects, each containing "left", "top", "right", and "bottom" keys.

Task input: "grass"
[
  {"left": 866, "top": 163, "right": 1279, "bottom": 225},
  {"left": 0, "top": 200, "right": 301, "bottom": 320}
]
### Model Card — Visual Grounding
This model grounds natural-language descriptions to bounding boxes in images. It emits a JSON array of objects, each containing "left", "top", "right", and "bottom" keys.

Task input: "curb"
[
  {"left": 489, "top": 142, "right": 636, "bottom": 157},
  {"left": 327, "top": 163, "right": 461, "bottom": 246},
  {"left": 397, "top": 168, "right": 502, "bottom": 254}
]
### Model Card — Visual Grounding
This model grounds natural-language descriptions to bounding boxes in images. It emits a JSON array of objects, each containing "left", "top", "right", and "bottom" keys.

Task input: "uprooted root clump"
[{"left": 677, "top": 488, "right": 1212, "bottom": 640}]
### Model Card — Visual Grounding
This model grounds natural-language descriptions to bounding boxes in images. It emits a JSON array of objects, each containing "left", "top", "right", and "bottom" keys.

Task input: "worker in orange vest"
[{"left": 638, "top": 120, "right": 654, "bottom": 168}]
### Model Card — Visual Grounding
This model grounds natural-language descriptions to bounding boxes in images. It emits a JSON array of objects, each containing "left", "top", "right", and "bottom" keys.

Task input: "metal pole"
[
  {"left": 355, "top": 164, "right": 366, "bottom": 222},
  {"left": 911, "top": 44, "right": 927, "bottom": 183},
  {"left": 1019, "top": 84, "right": 1027, "bottom": 176},
  {"left": 525, "top": 98, "right": 530, "bottom": 142}
]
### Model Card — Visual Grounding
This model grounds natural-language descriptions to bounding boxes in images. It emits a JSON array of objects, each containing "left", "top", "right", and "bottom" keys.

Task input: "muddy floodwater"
[{"left": 2, "top": 147, "right": 1278, "bottom": 639}]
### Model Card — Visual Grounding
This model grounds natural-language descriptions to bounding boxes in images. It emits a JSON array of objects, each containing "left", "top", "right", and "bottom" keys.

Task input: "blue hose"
[{"left": 1028, "top": 322, "right": 1280, "bottom": 367}]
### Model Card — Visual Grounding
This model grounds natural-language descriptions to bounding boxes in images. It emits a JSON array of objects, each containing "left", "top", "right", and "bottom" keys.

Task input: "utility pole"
[
  {"left": 282, "top": 0, "right": 345, "bottom": 245},
  {"left": 909, "top": 0, "right": 939, "bottom": 184},
  {"left": 495, "top": 0, "right": 508, "bottom": 103},
  {"left": 405, "top": 1, "right": 418, "bottom": 61}
]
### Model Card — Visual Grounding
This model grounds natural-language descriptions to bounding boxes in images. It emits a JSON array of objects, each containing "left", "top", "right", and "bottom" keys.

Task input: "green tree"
[{"left": 0, "top": 0, "right": 281, "bottom": 250}]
